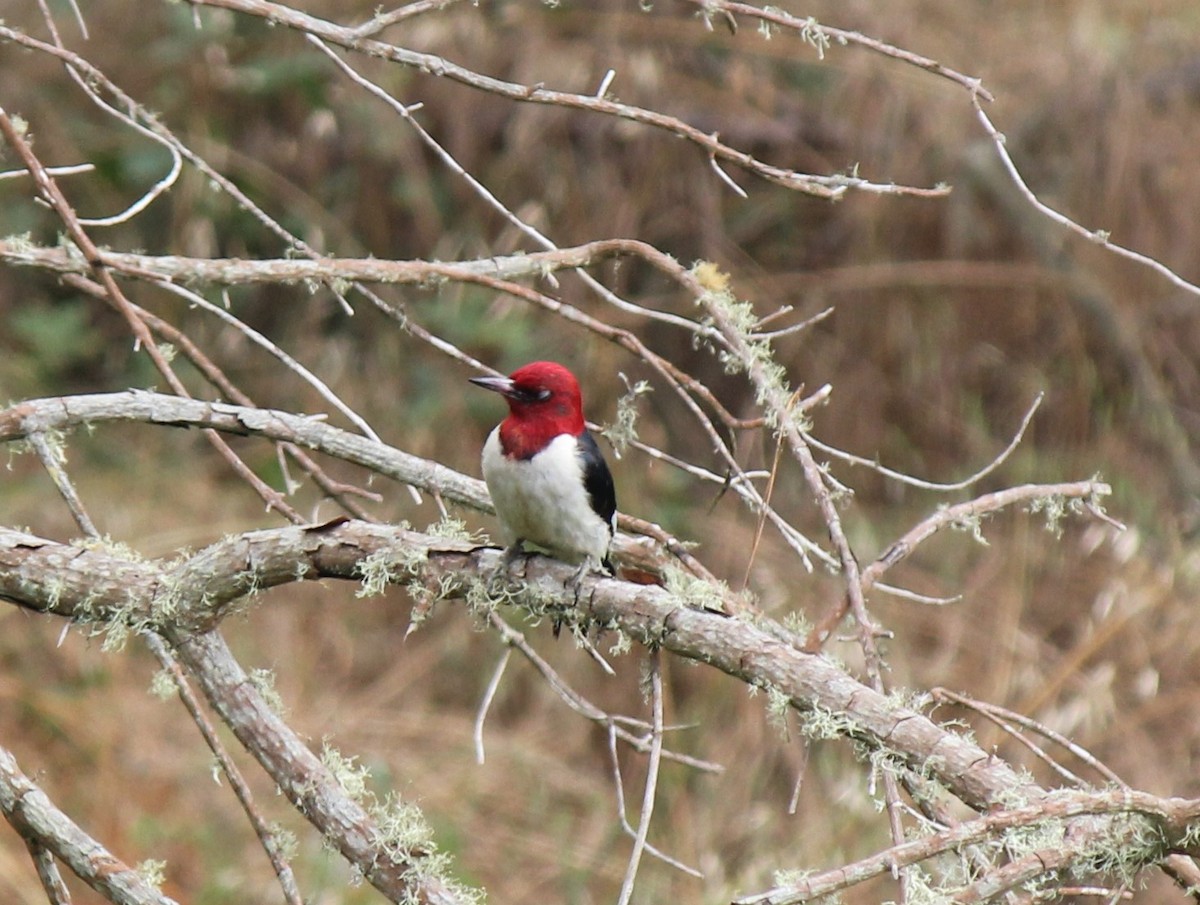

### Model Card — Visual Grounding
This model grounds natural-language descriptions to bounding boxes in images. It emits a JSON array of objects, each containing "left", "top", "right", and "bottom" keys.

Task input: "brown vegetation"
[{"left": 2, "top": 1, "right": 1200, "bottom": 903}]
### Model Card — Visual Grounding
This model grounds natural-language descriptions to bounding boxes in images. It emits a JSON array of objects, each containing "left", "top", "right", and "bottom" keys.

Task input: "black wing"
[{"left": 577, "top": 429, "right": 617, "bottom": 533}]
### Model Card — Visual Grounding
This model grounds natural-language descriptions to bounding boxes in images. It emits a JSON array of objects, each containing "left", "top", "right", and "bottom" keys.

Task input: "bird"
[{"left": 470, "top": 361, "right": 616, "bottom": 580}]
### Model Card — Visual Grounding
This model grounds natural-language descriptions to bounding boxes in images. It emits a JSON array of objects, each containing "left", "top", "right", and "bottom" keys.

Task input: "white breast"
[{"left": 481, "top": 429, "right": 613, "bottom": 565}]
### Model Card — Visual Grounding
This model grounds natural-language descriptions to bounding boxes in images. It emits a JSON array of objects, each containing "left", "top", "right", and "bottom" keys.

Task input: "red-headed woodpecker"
[{"left": 470, "top": 361, "right": 616, "bottom": 577}]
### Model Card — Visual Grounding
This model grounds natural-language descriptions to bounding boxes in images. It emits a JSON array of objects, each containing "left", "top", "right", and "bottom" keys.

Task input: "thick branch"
[
  {"left": 0, "top": 391, "right": 670, "bottom": 576},
  {"left": 0, "top": 522, "right": 1042, "bottom": 810},
  {"left": 3, "top": 524, "right": 1192, "bottom": 894}
]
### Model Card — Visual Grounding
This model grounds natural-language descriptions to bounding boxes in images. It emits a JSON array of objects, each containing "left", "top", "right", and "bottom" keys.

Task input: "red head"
[{"left": 470, "top": 361, "right": 586, "bottom": 459}]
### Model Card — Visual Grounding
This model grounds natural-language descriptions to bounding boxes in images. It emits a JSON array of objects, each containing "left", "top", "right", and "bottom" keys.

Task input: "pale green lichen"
[
  {"left": 248, "top": 667, "right": 287, "bottom": 717},
  {"left": 461, "top": 573, "right": 503, "bottom": 619},
  {"left": 795, "top": 702, "right": 862, "bottom": 742},
  {"left": 268, "top": 822, "right": 298, "bottom": 863},
  {"left": 765, "top": 685, "right": 792, "bottom": 739},
  {"left": 135, "top": 859, "right": 168, "bottom": 890},
  {"left": 883, "top": 687, "right": 932, "bottom": 713},
  {"left": 1072, "top": 808, "right": 1164, "bottom": 887},
  {"left": 781, "top": 609, "right": 812, "bottom": 639},
  {"left": 890, "top": 865, "right": 950, "bottom": 905},
  {"left": 317, "top": 742, "right": 485, "bottom": 905},
  {"left": 368, "top": 793, "right": 435, "bottom": 858},
  {"left": 799, "top": 17, "right": 831, "bottom": 59},
  {"left": 770, "top": 867, "right": 813, "bottom": 890},
  {"left": 599, "top": 375, "right": 652, "bottom": 457},
  {"left": 321, "top": 742, "right": 373, "bottom": 803},
  {"left": 5, "top": 230, "right": 35, "bottom": 253},
  {"left": 607, "top": 628, "right": 633, "bottom": 657},
  {"left": 426, "top": 516, "right": 481, "bottom": 543},
  {"left": 662, "top": 562, "right": 729, "bottom": 613},
  {"left": 690, "top": 260, "right": 795, "bottom": 430},
  {"left": 78, "top": 533, "right": 148, "bottom": 563},
  {"left": 148, "top": 668, "right": 177, "bottom": 701},
  {"left": 945, "top": 506, "right": 990, "bottom": 547},
  {"left": 356, "top": 548, "right": 407, "bottom": 598},
  {"left": 1027, "top": 493, "right": 1086, "bottom": 539},
  {"left": 1181, "top": 819, "right": 1200, "bottom": 850}
]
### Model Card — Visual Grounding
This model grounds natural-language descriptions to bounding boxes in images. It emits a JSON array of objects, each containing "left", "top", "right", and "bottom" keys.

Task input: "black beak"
[{"left": 469, "top": 375, "right": 516, "bottom": 397}]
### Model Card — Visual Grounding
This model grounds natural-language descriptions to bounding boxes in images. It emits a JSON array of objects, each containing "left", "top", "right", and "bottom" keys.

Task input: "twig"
[
  {"left": 473, "top": 648, "right": 511, "bottom": 765},
  {"left": 28, "top": 432, "right": 99, "bottom": 539},
  {"left": 786, "top": 739, "right": 809, "bottom": 816},
  {"left": 802, "top": 392, "right": 1044, "bottom": 492},
  {"left": 24, "top": 840, "right": 72, "bottom": 905},
  {"left": 932, "top": 688, "right": 1126, "bottom": 787},
  {"left": 189, "top": 0, "right": 940, "bottom": 199},
  {"left": 157, "top": 281, "right": 381, "bottom": 442},
  {"left": 306, "top": 34, "right": 721, "bottom": 341},
  {"left": 973, "top": 96, "right": 1200, "bottom": 301},
  {"left": 806, "top": 480, "right": 1113, "bottom": 650},
  {"left": 873, "top": 583, "right": 962, "bottom": 606},
  {"left": 863, "top": 481, "right": 1111, "bottom": 591},
  {"left": 347, "top": 0, "right": 464, "bottom": 37},
  {"left": 486, "top": 611, "right": 722, "bottom": 774},
  {"left": 0, "top": 163, "right": 94, "bottom": 181},
  {"left": 756, "top": 305, "right": 835, "bottom": 341},
  {"left": 684, "top": 0, "right": 993, "bottom": 101},
  {"left": 616, "top": 649, "right": 666, "bottom": 905},
  {"left": 605, "top": 721, "right": 703, "bottom": 878},
  {"left": 0, "top": 107, "right": 305, "bottom": 525}
]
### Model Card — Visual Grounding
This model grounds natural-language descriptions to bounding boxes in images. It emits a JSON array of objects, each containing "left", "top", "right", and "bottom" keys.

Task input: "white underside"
[{"left": 481, "top": 429, "right": 613, "bottom": 565}]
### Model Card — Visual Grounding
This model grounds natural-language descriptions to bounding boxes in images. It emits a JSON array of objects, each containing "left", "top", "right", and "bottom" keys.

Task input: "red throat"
[
  {"left": 499, "top": 406, "right": 583, "bottom": 460},
  {"left": 495, "top": 361, "right": 586, "bottom": 460}
]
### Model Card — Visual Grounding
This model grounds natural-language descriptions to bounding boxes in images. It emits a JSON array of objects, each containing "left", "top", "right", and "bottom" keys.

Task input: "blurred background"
[{"left": 2, "top": 0, "right": 1200, "bottom": 901}]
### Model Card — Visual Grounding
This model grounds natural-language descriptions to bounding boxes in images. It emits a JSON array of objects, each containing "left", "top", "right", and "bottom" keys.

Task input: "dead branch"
[
  {"left": 0, "top": 746, "right": 179, "bottom": 905},
  {"left": 1, "top": 523, "right": 1196, "bottom": 899}
]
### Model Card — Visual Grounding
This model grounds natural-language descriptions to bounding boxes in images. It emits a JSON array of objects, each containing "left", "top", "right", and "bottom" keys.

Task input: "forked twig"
[
  {"left": 932, "top": 688, "right": 1126, "bottom": 787},
  {"left": 973, "top": 96, "right": 1200, "bottom": 301}
]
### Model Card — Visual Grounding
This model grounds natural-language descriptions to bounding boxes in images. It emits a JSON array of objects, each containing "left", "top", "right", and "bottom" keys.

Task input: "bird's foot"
[
  {"left": 568, "top": 555, "right": 610, "bottom": 597},
  {"left": 555, "top": 555, "right": 612, "bottom": 636},
  {"left": 486, "top": 543, "right": 529, "bottom": 595}
]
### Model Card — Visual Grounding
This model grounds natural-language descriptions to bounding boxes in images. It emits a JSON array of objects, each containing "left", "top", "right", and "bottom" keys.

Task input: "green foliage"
[{"left": 4, "top": 300, "right": 104, "bottom": 391}]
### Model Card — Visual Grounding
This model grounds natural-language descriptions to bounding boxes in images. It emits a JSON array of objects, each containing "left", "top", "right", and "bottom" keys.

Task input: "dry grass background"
[{"left": 2, "top": 0, "right": 1200, "bottom": 902}]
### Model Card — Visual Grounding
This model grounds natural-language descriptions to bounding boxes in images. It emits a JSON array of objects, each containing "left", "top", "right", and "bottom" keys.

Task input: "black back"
[{"left": 578, "top": 430, "right": 617, "bottom": 571}]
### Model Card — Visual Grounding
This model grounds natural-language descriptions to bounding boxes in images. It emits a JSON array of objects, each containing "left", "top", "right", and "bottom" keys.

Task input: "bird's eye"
[{"left": 534, "top": 388, "right": 552, "bottom": 401}]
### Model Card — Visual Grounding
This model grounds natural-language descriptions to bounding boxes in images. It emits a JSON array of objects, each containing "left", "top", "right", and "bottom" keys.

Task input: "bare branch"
[
  {"left": 185, "top": 0, "right": 941, "bottom": 199},
  {"left": 684, "top": 0, "right": 994, "bottom": 101},
  {"left": 734, "top": 788, "right": 1200, "bottom": 905},
  {"left": 168, "top": 629, "right": 474, "bottom": 905},
  {"left": 0, "top": 746, "right": 179, "bottom": 905},
  {"left": 973, "top": 96, "right": 1200, "bottom": 301},
  {"left": 143, "top": 634, "right": 304, "bottom": 905},
  {"left": 24, "top": 841, "right": 72, "bottom": 905}
]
